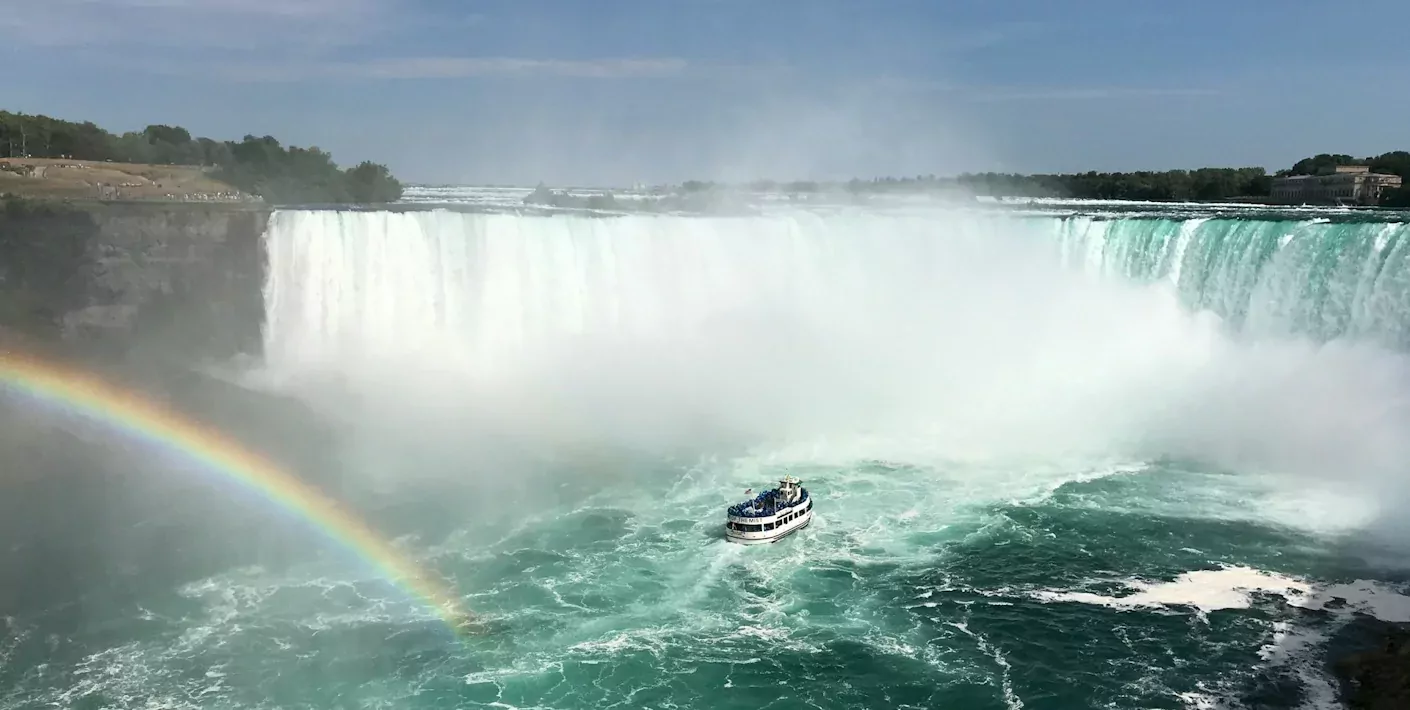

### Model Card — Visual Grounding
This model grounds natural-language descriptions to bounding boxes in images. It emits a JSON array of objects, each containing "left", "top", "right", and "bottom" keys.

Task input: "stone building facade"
[{"left": 1270, "top": 165, "right": 1403, "bottom": 206}]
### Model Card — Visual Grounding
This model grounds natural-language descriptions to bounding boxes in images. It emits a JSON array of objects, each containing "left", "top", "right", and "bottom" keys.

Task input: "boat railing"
[{"left": 727, "top": 488, "right": 809, "bottom": 518}]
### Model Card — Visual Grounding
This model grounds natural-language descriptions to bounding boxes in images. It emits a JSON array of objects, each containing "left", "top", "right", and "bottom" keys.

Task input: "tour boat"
[{"left": 724, "top": 475, "right": 813, "bottom": 544}]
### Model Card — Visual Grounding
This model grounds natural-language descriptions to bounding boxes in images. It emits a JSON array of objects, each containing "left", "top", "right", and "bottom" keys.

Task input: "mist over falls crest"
[{"left": 257, "top": 208, "right": 1410, "bottom": 502}]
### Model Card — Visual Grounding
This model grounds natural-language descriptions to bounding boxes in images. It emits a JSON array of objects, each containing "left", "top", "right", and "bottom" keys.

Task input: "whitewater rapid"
[{"left": 10, "top": 203, "right": 1410, "bottom": 710}]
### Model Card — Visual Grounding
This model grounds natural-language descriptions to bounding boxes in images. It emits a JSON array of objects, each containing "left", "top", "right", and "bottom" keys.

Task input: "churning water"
[{"left": 6, "top": 199, "right": 1410, "bottom": 709}]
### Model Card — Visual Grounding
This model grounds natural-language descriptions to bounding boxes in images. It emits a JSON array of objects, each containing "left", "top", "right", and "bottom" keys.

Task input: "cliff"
[
  {"left": 0, "top": 200, "right": 356, "bottom": 619},
  {"left": 0, "top": 199, "right": 271, "bottom": 363},
  {"left": 1335, "top": 622, "right": 1410, "bottom": 710}
]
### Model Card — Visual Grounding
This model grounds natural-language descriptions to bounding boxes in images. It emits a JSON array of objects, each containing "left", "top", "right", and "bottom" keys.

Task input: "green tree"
[
  {"left": 0, "top": 109, "right": 406, "bottom": 204},
  {"left": 1281, "top": 153, "right": 1359, "bottom": 176},
  {"left": 142, "top": 124, "right": 192, "bottom": 146},
  {"left": 344, "top": 161, "right": 404, "bottom": 203},
  {"left": 1369, "top": 151, "right": 1410, "bottom": 177},
  {"left": 1380, "top": 188, "right": 1410, "bottom": 208}
]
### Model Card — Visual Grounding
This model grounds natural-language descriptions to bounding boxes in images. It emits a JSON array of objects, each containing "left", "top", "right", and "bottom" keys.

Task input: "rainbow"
[{"left": 0, "top": 349, "right": 473, "bottom": 635}]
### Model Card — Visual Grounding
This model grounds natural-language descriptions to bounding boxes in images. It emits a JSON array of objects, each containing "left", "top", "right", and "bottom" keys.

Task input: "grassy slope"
[{"left": 0, "top": 157, "right": 248, "bottom": 201}]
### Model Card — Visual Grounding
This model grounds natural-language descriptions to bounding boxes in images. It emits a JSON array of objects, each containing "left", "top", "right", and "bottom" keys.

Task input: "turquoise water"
[
  {"left": 1044, "top": 214, "right": 1410, "bottom": 347},
  {"left": 5, "top": 204, "right": 1410, "bottom": 709},
  {"left": 3, "top": 454, "right": 1398, "bottom": 709}
]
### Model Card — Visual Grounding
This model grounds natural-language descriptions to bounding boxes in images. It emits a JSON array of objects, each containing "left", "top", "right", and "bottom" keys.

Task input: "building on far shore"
[{"left": 1269, "top": 164, "right": 1402, "bottom": 206}]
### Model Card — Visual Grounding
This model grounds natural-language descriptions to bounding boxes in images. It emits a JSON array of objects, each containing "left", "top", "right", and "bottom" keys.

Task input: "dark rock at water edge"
[{"left": 1332, "top": 619, "right": 1410, "bottom": 710}]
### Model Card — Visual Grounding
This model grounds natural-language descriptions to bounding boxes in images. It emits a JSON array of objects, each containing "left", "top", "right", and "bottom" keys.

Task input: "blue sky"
[{"left": 4, "top": 0, "right": 1409, "bottom": 185}]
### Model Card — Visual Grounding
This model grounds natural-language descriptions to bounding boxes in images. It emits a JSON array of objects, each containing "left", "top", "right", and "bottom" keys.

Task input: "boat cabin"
[{"left": 725, "top": 475, "right": 813, "bottom": 544}]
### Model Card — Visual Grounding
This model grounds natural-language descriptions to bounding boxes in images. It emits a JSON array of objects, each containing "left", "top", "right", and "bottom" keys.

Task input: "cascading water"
[
  {"left": 1046, "top": 214, "right": 1410, "bottom": 347},
  {"left": 258, "top": 208, "right": 1410, "bottom": 471},
  {"left": 262, "top": 209, "right": 1410, "bottom": 376},
  {"left": 9, "top": 203, "right": 1410, "bottom": 710}
]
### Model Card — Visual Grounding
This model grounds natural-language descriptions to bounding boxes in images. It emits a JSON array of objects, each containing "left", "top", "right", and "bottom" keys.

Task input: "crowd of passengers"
[{"left": 727, "top": 488, "right": 810, "bottom": 518}]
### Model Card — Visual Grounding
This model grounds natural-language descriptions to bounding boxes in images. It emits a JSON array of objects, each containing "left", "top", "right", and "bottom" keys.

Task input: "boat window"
[
  {"left": 764, "top": 522, "right": 775, "bottom": 530},
  {"left": 745, "top": 524, "right": 763, "bottom": 533}
]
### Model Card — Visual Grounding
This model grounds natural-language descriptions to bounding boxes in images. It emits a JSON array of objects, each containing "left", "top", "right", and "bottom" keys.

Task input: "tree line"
[
  {"left": 679, "top": 170, "right": 1269, "bottom": 201},
  {"left": 678, "top": 151, "right": 1410, "bottom": 207},
  {"left": 0, "top": 111, "right": 402, "bottom": 204}
]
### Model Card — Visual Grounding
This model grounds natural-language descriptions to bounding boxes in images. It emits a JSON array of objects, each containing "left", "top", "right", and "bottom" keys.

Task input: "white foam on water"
[
  {"left": 1177, "top": 694, "right": 1217, "bottom": 709},
  {"left": 947, "top": 621, "right": 1024, "bottom": 710},
  {"left": 1287, "top": 580, "right": 1410, "bottom": 621},
  {"left": 1032, "top": 566, "right": 1314, "bottom": 620},
  {"left": 1034, "top": 566, "right": 1410, "bottom": 709},
  {"left": 2, "top": 563, "right": 449, "bottom": 710},
  {"left": 1031, "top": 565, "right": 1410, "bottom": 622},
  {"left": 1254, "top": 621, "right": 1346, "bottom": 710}
]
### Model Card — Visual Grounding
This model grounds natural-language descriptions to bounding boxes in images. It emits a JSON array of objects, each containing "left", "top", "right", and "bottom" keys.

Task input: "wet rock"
[{"left": 1334, "top": 624, "right": 1410, "bottom": 710}]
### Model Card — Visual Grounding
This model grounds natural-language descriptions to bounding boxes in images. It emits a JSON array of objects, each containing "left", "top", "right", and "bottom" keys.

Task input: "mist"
[
  {"left": 248, "top": 207, "right": 1410, "bottom": 549},
  {"left": 391, "top": 70, "right": 992, "bottom": 187}
]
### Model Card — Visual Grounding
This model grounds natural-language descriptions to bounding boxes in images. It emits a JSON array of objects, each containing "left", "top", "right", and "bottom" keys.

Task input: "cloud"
[
  {"left": 0, "top": 0, "right": 386, "bottom": 49},
  {"left": 205, "top": 56, "right": 694, "bottom": 82},
  {"left": 0, "top": 0, "right": 683, "bottom": 83},
  {"left": 931, "top": 21, "right": 1051, "bottom": 54},
  {"left": 109, "top": 0, "right": 356, "bottom": 16},
  {"left": 67, "top": 0, "right": 351, "bottom": 16},
  {"left": 870, "top": 77, "right": 1222, "bottom": 102},
  {"left": 967, "top": 87, "right": 1224, "bottom": 102}
]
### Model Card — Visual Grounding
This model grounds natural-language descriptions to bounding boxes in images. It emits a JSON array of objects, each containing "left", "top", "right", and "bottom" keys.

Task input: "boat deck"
[{"left": 725, "top": 476, "right": 813, "bottom": 544}]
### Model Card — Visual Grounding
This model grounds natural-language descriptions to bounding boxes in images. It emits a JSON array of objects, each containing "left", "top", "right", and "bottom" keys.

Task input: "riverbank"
[{"left": 0, "top": 157, "right": 257, "bottom": 202}]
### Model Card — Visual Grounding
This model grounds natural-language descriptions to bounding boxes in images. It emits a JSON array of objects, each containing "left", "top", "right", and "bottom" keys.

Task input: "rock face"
[
  {"left": 1335, "top": 625, "right": 1410, "bottom": 710},
  {"left": 0, "top": 201, "right": 353, "bottom": 619},
  {"left": 0, "top": 200, "right": 271, "bottom": 362}
]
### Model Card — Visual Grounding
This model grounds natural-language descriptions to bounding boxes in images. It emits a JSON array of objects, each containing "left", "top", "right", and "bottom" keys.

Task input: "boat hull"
[{"left": 724, "top": 509, "right": 813, "bottom": 545}]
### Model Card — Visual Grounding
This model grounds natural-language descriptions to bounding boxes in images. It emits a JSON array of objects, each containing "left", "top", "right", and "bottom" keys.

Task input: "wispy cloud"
[
  {"left": 1, "top": 0, "right": 687, "bottom": 82},
  {"left": 931, "top": 21, "right": 1051, "bottom": 54},
  {"left": 869, "top": 76, "right": 1222, "bottom": 102},
  {"left": 0, "top": 0, "right": 387, "bottom": 49},
  {"left": 206, "top": 56, "right": 694, "bottom": 82},
  {"left": 70, "top": 0, "right": 355, "bottom": 17},
  {"left": 966, "top": 87, "right": 1224, "bottom": 102}
]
